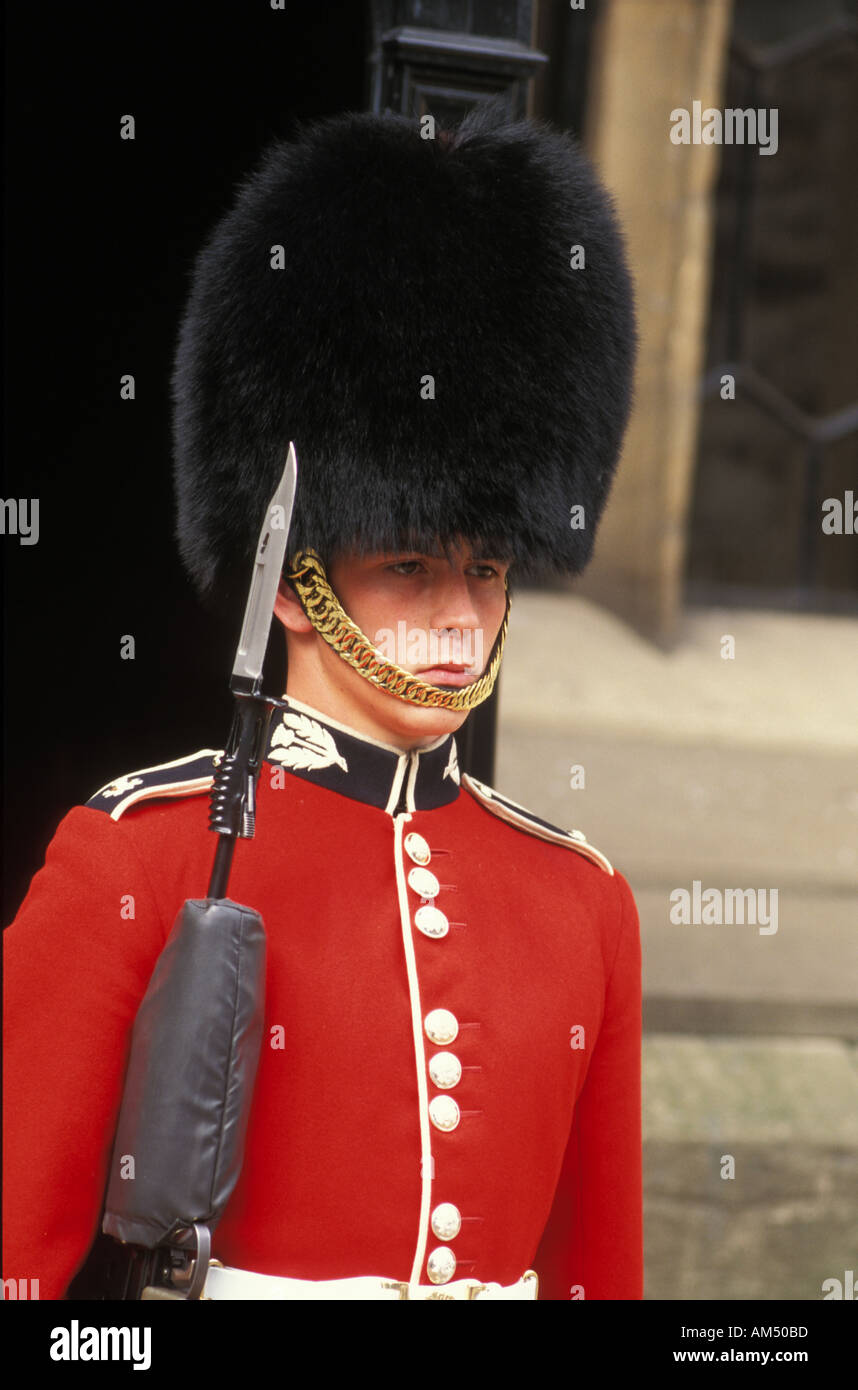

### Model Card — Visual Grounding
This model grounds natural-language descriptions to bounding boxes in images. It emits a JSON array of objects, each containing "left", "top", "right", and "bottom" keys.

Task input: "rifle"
[{"left": 68, "top": 446, "right": 298, "bottom": 1300}]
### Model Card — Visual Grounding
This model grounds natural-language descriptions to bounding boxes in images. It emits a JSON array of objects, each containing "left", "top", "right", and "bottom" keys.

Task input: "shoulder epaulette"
[
  {"left": 86, "top": 749, "right": 222, "bottom": 821},
  {"left": 462, "top": 774, "right": 614, "bottom": 875}
]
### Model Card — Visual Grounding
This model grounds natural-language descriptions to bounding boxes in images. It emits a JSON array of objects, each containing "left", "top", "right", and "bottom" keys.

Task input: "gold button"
[
  {"left": 431, "top": 1203, "right": 462, "bottom": 1241},
  {"left": 428, "top": 1051, "right": 462, "bottom": 1090},
  {"left": 427, "top": 1247, "right": 457, "bottom": 1284},
  {"left": 404, "top": 833, "right": 431, "bottom": 866},
  {"left": 415, "top": 905, "right": 449, "bottom": 939},
  {"left": 424, "top": 1009, "right": 459, "bottom": 1045},
  {"left": 408, "top": 866, "right": 440, "bottom": 899},
  {"left": 429, "top": 1095, "right": 460, "bottom": 1132}
]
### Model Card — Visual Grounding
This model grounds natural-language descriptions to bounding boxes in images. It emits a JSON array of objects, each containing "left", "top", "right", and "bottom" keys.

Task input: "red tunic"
[{"left": 3, "top": 696, "right": 642, "bottom": 1300}]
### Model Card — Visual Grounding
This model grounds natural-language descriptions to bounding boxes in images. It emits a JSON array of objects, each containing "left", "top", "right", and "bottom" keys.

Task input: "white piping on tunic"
[
  {"left": 384, "top": 755, "right": 408, "bottom": 817},
  {"left": 462, "top": 774, "right": 615, "bottom": 875},
  {"left": 106, "top": 776, "right": 215, "bottom": 821},
  {"left": 392, "top": 812, "right": 433, "bottom": 1291},
  {"left": 404, "top": 750, "right": 420, "bottom": 813}
]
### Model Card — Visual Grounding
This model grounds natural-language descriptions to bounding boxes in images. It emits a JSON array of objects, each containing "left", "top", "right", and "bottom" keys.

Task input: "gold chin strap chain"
[{"left": 285, "top": 549, "right": 510, "bottom": 712}]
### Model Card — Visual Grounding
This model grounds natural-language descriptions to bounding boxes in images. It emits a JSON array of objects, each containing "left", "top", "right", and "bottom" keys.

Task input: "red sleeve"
[
  {"left": 533, "top": 870, "right": 643, "bottom": 1300},
  {"left": 2, "top": 808, "right": 168, "bottom": 1299}
]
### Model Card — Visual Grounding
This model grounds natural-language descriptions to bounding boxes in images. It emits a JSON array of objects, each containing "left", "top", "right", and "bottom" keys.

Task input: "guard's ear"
[{"left": 273, "top": 578, "right": 313, "bottom": 634}]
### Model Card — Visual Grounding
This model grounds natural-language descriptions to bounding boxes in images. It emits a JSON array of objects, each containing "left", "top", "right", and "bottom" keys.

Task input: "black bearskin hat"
[{"left": 172, "top": 103, "right": 636, "bottom": 604}]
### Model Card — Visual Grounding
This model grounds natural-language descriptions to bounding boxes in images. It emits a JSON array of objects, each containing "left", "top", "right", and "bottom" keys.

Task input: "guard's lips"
[{"left": 416, "top": 665, "right": 479, "bottom": 687}]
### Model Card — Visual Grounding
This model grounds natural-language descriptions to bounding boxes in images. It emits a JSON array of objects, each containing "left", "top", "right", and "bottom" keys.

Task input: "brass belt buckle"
[{"left": 381, "top": 1280, "right": 410, "bottom": 1300}]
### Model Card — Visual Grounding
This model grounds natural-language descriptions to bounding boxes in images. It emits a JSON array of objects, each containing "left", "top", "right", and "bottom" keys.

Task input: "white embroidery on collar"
[
  {"left": 442, "top": 742, "right": 460, "bottom": 786},
  {"left": 269, "top": 711, "right": 349, "bottom": 774}
]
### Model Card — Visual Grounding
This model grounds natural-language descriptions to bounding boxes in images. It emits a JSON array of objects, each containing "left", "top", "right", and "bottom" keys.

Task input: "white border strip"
[
  {"left": 384, "top": 755, "right": 408, "bottom": 817},
  {"left": 393, "top": 813, "right": 433, "bottom": 1290},
  {"left": 404, "top": 751, "right": 420, "bottom": 812},
  {"left": 462, "top": 774, "right": 614, "bottom": 875},
  {"left": 108, "top": 776, "right": 215, "bottom": 822}
]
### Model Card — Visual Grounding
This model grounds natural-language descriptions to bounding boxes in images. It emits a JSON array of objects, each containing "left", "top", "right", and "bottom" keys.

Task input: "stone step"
[
  {"left": 500, "top": 594, "right": 858, "bottom": 756},
  {"left": 496, "top": 728, "right": 858, "bottom": 1035},
  {"left": 636, "top": 885, "right": 858, "bottom": 1038},
  {"left": 495, "top": 727, "right": 858, "bottom": 893},
  {"left": 642, "top": 1035, "right": 858, "bottom": 1300}
]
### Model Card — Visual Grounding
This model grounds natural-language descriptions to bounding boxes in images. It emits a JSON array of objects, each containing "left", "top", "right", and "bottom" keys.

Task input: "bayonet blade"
[{"left": 231, "top": 441, "right": 298, "bottom": 689}]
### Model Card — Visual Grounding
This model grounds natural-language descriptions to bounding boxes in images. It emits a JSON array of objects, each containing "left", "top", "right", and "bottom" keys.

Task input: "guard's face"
[{"left": 276, "top": 545, "right": 510, "bottom": 749}]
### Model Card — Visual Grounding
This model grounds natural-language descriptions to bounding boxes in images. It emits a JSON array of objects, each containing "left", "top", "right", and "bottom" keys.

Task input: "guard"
[{"left": 4, "top": 101, "right": 641, "bottom": 1300}]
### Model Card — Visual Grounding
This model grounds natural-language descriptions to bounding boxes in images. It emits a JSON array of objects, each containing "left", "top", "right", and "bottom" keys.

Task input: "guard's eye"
[{"left": 387, "top": 560, "right": 425, "bottom": 576}]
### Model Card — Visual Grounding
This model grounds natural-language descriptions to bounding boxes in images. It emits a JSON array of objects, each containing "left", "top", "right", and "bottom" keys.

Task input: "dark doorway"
[{"left": 3, "top": 1, "right": 370, "bottom": 918}]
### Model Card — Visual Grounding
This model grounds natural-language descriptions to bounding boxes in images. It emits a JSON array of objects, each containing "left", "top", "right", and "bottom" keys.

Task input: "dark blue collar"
[{"left": 264, "top": 696, "right": 461, "bottom": 813}]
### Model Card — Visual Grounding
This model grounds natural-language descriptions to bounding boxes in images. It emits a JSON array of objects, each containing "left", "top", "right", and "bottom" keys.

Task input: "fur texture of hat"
[{"left": 172, "top": 103, "right": 636, "bottom": 603}]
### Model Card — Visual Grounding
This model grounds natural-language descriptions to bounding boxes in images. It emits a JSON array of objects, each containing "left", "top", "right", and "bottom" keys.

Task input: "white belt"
[{"left": 202, "top": 1263, "right": 539, "bottom": 1301}]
